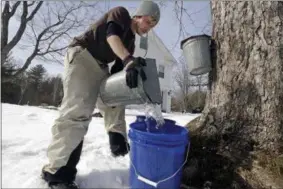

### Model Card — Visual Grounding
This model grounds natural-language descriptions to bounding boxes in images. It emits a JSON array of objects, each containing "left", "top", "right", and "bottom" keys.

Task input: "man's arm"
[
  {"left": 106, "top": 35, "right": 130, "bottom": 61},
  {"left": 105, "top": 6, "right": 132, "bottom": 61}
]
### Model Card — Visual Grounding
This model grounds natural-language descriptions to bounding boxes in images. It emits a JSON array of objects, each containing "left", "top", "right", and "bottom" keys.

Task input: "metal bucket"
[
  {"left": 181, "top": 34, "right": 212, "bottom": 75},
  {"left": 99, "top": 59, "right": 162, "bottom": 107}
]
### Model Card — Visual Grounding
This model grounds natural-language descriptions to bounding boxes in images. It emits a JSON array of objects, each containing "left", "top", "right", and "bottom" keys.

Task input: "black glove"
[
  {"left": 123, "top": 56, "right": 146, "bottom": 70},
  {"left": 108, "top": 132, "right": 130, "bottom": 157},
  {"left": 110, "top": 58, "right": 123, "bottom": 75},
  {"left": 122, "top": 56, "right": 147, "bottom": 89}
]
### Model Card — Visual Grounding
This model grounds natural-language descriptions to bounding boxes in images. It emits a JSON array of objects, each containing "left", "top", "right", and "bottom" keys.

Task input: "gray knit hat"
[{"left": 133, "top": 1, "right": 160, "bottom": 24}]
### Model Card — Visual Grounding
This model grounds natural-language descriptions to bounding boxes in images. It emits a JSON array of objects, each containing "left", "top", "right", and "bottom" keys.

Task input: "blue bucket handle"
[{"left": 127, "top": 142, "right": 190, "bottom": 188}]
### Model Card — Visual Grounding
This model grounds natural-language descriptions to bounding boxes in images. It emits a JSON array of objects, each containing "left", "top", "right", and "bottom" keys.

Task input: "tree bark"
[
  {"left": 182, "top": 1, "right": 283, "bottom": 189},
  {"left": 202, "top": 0, "right": 283, "bottom": 159}
]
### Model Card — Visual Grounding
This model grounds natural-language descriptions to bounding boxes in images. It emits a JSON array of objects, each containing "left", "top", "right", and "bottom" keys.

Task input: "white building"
[{"left": 133, "top": 30, "right": 176, "bottom": 113}]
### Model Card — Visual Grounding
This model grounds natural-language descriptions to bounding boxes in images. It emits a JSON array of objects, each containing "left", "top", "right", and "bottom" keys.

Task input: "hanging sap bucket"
[
  {"left": 128, "top": 116, "right": 190, "bottom": 189},
  {"left": 181, "top": 34, "right": 212, "bottom": 75},
  {"left": 99, "top": 59, "right": 162, "bottom": 107}
]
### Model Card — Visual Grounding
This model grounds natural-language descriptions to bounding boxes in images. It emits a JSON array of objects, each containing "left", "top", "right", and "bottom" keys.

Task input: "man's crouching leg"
[{"left": 96, "top": 97, "right": 129, "bottom": 157}]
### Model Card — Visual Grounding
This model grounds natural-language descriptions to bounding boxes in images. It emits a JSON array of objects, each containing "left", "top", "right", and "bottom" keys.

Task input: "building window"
[
  {"left": 158, "top": 65, "right": 165, "bottom": 78},
  {"left": 140, "top": 36, "right": 148, "bottom": 50}
]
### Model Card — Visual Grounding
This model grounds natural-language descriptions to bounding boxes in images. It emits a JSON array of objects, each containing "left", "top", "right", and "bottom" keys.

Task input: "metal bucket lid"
[{"left": 142, "top": 58, "right": 162, "bottom": 104}]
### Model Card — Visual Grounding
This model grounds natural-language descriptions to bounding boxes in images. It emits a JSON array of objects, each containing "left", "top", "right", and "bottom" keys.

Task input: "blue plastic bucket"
[{"left": 128, "top": 116, "right": 189, "bottom": 188}]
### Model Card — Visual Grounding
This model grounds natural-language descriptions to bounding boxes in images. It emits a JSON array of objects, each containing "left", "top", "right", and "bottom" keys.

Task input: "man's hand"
[
  {"left": 123, "top": 56, "right": 147, "bottom": 88},
  {"left": 123, "top": 56, "right": 146, "bottom": 71}
]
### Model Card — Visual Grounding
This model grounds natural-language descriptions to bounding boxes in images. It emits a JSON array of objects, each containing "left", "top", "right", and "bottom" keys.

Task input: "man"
[{"left": 41, "top": 1, "right": 160, "bottom": 189}]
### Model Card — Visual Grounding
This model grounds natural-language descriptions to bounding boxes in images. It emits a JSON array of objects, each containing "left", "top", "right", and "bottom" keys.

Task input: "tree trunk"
[
  {"left": 52, "top": 78, "right": 59, "bottom": 105},
  {"left": 182, "top": 1, "right": 283, "bottom": 189},
  {"left": 204, "top": 0, "right": 283, "bottom": 159}
]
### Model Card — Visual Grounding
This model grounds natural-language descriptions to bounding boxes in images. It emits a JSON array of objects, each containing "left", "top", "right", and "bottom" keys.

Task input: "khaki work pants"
[{"left": 43, "top": 46, "right": 126, "bottom": 174}]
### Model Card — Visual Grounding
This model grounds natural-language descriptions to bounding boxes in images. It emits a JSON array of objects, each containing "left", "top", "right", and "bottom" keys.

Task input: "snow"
[{"left": 1, "top": 103, "right": 200, "bottom": 188}]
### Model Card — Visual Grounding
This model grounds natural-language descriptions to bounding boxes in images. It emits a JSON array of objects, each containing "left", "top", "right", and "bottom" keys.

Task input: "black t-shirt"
[{"left": 69, "top": 6, "right": 135, "bottom": 64}]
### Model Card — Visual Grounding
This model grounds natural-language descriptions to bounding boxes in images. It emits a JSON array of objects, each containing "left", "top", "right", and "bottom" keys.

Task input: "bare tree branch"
[
  {"left": 2, "top": 1, "right": 100, "bottom": 82},
  {"left": 10, "top": 1, "right": 21, "bottom": 17},
  {"left": 171, "top": 1, "right": 188, "bottom": 51},
  {"left": 201, "top": 21, "right": 212, "bottom": 34},
  {"left": 37, "top": 46, "right": 68, "bottom": 56},
  {"left": 188, "top": 5, "right": 209, "bottom": 16},
  {"left": 1, "top": 1, "right": 21, "bottom": 50},
  {"left": 38, "top": 51, "right": 64, "bottom": 65},
  {"left": 4, "top": 2, "right": 28, "bottom": 52},
  {"left": 38, "top": 22, "right": 75, "bottom": 56},
  {"left": 40, "top": 30, "right": 57, "bottom": 42},
  {"left": 1, "top": 1, "right": 43, "bottom": 65},
  {"left": 171, "top": 2, "right": 211, "bottom": 52},
  {"left": 2, "top": 1, "right": 10, "bottom": 17},
  {"left": 1, "top": 1, "right": 11, "bottom": 50},
  {"left": 30, "top": 20, "right": 38, "bottom": 39},
  {"left": 12, "top": 17, "right": 65, "bottom": 77},
  {"left": 182, "top": 8, "right": 199, "bottom": 29},
  {"left": 27, "top": 2, "right": 35, "bottom": 7},
  {"left": 27, "top": 1, "right": 43, "bottom": 21},
  {"left": 174, "top": 57, "right": 192, "bottom": 96}
]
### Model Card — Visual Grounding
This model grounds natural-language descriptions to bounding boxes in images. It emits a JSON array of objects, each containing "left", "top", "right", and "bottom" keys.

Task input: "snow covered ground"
[{"left": 1, "top": 103, "right": 200, "bottom": 188}]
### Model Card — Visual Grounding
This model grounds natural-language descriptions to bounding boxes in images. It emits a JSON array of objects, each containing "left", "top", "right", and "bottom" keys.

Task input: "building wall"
[{"left": 133, "top": 30, "right": 176, "bottom": 112}]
